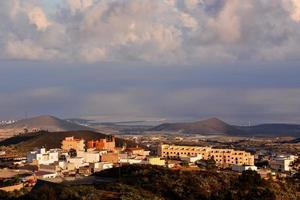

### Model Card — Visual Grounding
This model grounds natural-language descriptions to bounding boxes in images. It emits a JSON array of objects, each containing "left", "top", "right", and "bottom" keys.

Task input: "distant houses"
[{"left": 0, "top": 134, "right": 295, "bottom": 193}]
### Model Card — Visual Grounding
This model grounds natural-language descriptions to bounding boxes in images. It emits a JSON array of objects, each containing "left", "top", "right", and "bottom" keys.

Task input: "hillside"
[
  {"left": 238, "top": 123, "right": 300, "bottom": 137},
  {"left": 0, "top": 130, "right": 135, "bottom": 153},
  {"left": 291, "top": 137, "right": 300, "bottom": 143},
  {"left": 0, "top": 115, "right": 93, "bottom": 140},
  {"left": 151, "top": 118, "right": 300, "bottom": 137},
  {"left": 281, "top": 137, "right": 300, "bottom": 144},
  {"left": 151, "top": 118, "right": 244, "bottom": 135},
  {"left": 93, "top": 165, "right": 299, "bottom": 200}
]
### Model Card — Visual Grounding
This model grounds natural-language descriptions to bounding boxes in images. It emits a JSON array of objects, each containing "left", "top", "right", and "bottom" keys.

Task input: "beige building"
[
  {"left": 77, "top": 151, "right": 100, "bottom": 163},
  {"left": 100, "top": 153, "right": 119, "bottom": 163},
  {"left": 146, "top": 157, "right": 166, "bottom": 166},
  {"left": 61, "top": 136, "right": 85, "bottom": 152},
  {"left": 270, "top": 155, "right": 296, "bottom": 172},
  {"left": 125, "top": 147, "right": 150, "bottom": 156},
  {"left": 159, "top": 144, "right": 254, "bottom": 166}
]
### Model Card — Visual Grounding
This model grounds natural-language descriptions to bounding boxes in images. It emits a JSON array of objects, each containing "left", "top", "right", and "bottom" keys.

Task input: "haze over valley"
[{"left": 0, "top": 115, "right": 300, "bottom": 141}]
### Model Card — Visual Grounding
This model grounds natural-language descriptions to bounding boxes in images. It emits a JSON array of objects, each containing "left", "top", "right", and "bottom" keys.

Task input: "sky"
[{"left": 0, "top": 0, "right": 300, "bottom": 124}]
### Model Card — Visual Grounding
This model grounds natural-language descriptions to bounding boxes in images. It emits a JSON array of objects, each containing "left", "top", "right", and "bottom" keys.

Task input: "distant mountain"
[
  {"left": 151, "top": 118, "right": 300, "bottom": 137},
  {"left": 280, "top": 137, "right": 300, "bottom": 144},
  {"left": 0, "top": 130, "right": 136, "bottom": 153},
  {"left": 151, "top": 118, "right": 243, "bottom": 135},
  {"left": 0, "top": 115, "right": 93, "bottom": 140},
  {"left": 289, "top": 137, "right": 300, "bottom": 143},
  {"left": 238, "top": 123, "right": 300, "bottom": 137}
]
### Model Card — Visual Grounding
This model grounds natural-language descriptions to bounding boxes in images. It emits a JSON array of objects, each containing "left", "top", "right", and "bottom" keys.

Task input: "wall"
[
  {"left": 101, "top": 153, "right": 119, "bottom": 163},
  {"left": 0, "top": 183, "right": 23, "bottom": 192}
]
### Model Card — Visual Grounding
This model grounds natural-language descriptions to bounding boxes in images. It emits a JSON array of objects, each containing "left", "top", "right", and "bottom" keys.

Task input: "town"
[{"left": 0, "top": 134, "right": 298, "bottom": 193}]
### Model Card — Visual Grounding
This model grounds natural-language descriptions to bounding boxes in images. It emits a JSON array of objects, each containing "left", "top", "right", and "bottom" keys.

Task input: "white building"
[
  {"left": 59, "top": 161, "right": 77, "bottom": 172},
  {"left": 35, "top": 171, "right": 57, "bottom": 179},
  {"left": 119, "top": 158, "right": 144, "bottom": 164},
  {"left": 58, "top": 160, "right": 67, "bottom": 169},
  {"left": 87, "top": 148, "right": 107, "bottom": 155},
  {"left": 232, "top": 165, "right": 257, "bottom": 173},
  {"left": 270, "top": 155, "right": 296, "bottom": 172},
  {"left": 98, "top": 150, "right": 108, "bottom": 155},
  {"left": 77, "top": 151, "right": 100, "bottom": 163},
  {"left": 67, "top": 157, "right": 88, "bottom": 169},
  {"left": 181, "top": 154, "right": 203, "bottom": 163},
  {"left": 90, "top": 162, "right": 113, "bottom": 172},
  {"left": 27, "top": 148, "right": 59, "bottom": 165}
]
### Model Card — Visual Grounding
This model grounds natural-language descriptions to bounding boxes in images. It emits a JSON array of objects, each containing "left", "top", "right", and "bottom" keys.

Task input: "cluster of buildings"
[
  {"left": 0, "top": 135, "right": 297, "bottom": 192},
  {"left": 25, "top": 136, "right": 119, "bottom": 178},
  {"left": 0, "top": 168, "right": 36, "bottom": 192},
  {"left": 23, "top": 136, "right": 167, "bottom": 180},
  {"left": 0, "top": 120, "right": 16, "bottom": 125},
  {"left": 23, "top": 137, "right": 260, "bottom": 181},
  {"left": 159, "top": 144, "right": 299, "bottom": 174},
  {"left": 24, "top": 139, "right": 299, "bottom": 177}
]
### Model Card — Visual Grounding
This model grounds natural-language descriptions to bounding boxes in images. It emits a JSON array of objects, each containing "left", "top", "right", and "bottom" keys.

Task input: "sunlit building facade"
[
  {"left": 61, "top": 136, "right": 85, "bottom": 152},
  {"left": 159, "top": 144, "right": 254, "bottom": 166}
]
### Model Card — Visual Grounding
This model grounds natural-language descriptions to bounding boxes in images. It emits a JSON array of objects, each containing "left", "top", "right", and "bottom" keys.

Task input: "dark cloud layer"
[{"left": 0, "top": 61, "right": 300, "bottom": 124}]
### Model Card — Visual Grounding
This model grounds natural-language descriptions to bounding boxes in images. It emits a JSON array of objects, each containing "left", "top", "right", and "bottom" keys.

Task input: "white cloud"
[
  {"left": 180, "top": 12, "right": 198, "bottom": 29},
  {"left": 28, "top": 6, "right": 51, "bottom": 31},
  {"left": 283, "top": 0, "right": 300, "bottom": 22},
  {"left": 291, "top": 0, "right": 300, "bottom": 21},
  {"left": 0, "top": 0, "right": 300, "bottom": 64},
  {"left": 184, "top": 0, "right": 199, "bottom": 9},
  {"left": 208, "top": 0, "right": 242, "bottom": 43},
  {"left": 67, "top": 0, "right": 94, "bottom": 14}
]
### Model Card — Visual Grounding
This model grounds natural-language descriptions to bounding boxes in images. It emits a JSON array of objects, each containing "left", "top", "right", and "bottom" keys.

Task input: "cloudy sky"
[{"left": 0, "top": 0, "right": 300, "bottom": 124}]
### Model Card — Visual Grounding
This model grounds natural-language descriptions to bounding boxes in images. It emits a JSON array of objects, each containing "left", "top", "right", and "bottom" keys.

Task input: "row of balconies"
[{"left": 166, "top": 148, "right": 208, "bottom": 151}]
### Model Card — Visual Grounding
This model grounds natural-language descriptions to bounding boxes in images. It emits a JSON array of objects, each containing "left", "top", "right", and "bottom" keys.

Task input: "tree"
[
  {"left": 238, "top": 170, "right": 263, "bottom": 188},
  {"left": 68, "top": 148, "right": 77, "bottom": 158},
  {"left": 180, "top": 160, "right": 189, "bottom": 167}
]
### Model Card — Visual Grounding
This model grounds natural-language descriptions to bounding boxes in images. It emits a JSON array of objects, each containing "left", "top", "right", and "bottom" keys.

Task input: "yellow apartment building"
[
  {"left": 159, "top": 144, "right": 254, "bottom": 166},
  {"left": 61, "top": 136, "right": 85, "bottom": 152}
]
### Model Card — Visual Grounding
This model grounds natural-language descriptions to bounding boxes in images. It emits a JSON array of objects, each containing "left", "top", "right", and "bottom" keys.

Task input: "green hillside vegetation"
[
  {"left": 96, "top": 165, "right": 299, "bottom": 200},
  {"left": 0, "top": 165, "right": 298, "bottom": 200},
  {"left": 0, "top": 130, "right": 135, "bottom": 154}
]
